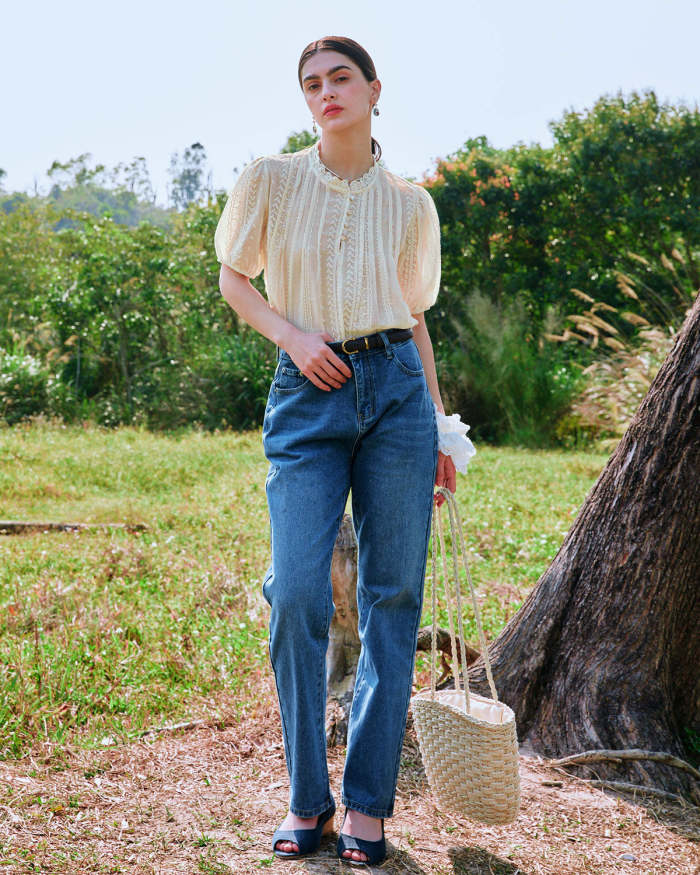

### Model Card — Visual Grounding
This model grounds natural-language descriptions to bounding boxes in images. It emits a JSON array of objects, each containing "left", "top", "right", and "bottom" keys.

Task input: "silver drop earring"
[
  {"left": 312, "top": 116, "right": 318, "bottom": 135},
  {"left": 373, "top": 104, "right": 380, "bottom": 116}
]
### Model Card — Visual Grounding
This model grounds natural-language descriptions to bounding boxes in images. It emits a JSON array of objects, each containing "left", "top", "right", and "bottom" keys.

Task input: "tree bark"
[
  {"left": 468, "top": 292, "right": 700, "bottom": 801},
  {"left": 325, "top": 514, "right": 360, "bottom": 747}
]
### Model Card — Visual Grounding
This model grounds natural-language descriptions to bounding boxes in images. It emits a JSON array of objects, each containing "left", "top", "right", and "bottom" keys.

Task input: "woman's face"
[{"left": 300, "top": 50, "right": 380, "bottom": 134}]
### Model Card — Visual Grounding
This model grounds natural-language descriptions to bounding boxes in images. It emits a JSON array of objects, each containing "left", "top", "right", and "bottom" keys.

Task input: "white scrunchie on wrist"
[{"left": 434, "top": 402, "right": 476, "bottom": 473}]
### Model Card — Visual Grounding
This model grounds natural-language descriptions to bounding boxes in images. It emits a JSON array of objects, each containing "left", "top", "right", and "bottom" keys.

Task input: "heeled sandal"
[
  {"left": 271, "top": 802, "right": 336, "bottom": 858},
  {"left": 336, "top": 807, "right": 387, "bottom": 867}
]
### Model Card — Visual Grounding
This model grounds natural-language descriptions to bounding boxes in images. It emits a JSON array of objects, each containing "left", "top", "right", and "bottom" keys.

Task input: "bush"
[
  {"left": 0, "top": 350, "right": 51, "bottom": 425},
  {"left": 119, "top": 326, "right": 277, "bottom": 431},
  {"left": 440, "top": 290, "right": 586, "bottom": 447}
]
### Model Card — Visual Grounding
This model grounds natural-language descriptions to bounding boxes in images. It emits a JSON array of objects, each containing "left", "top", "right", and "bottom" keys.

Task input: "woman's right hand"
[
  {"left": 217, "top": 269, "right": 352, "bottom": 392},
  {"left": 283, "top": 330, "right": 353, "bottom": 391}
]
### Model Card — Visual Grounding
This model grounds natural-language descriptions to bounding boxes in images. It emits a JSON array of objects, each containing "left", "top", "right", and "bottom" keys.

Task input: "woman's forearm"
[
  {"left": 411, "top": 312, "right": 445, "bottom": 414},
  {"left": 220, "top": 269, "right": 444, "bottom": 412},
  {"left": 219, "top": 264, "right": 301, "bottom": 350}
]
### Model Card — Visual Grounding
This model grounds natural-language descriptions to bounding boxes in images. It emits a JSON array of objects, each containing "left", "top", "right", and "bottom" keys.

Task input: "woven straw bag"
[{"left": 410, "top": 486, "right": 521, "bottom": 825}]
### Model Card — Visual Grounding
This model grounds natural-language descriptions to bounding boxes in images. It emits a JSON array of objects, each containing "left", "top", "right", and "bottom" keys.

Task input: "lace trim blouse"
[{"left": 214, "top": 141, "right": 441, "bottom": 342}]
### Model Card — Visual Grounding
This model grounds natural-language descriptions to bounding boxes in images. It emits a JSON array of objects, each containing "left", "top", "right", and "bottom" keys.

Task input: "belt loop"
[{"left": 378, "top": 330, "right": 393, "bottom": 359}]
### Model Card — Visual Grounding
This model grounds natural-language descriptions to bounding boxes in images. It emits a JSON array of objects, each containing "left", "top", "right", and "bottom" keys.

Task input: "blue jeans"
[{"left": 261, "top": 330, "right": 438, "bottom": 819}]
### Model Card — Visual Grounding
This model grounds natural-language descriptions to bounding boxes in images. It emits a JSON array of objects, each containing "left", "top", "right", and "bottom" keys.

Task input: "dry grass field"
[{"left": 1, "top": 422, "right": 697, "bottom": 873}]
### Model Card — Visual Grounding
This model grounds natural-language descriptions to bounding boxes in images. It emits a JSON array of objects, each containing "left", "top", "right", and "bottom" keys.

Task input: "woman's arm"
[
  {"left": 411, "top": 311, "right": 444, "bottom": 413},
  {"left": 411, "top": 311, "right": 456, "bottom": 501},
  {"left": 220, "top": 264, "right": 296, "bottom": 349},
  {"left": 219, "top": 265, "right": 352, "bottom": 390}
]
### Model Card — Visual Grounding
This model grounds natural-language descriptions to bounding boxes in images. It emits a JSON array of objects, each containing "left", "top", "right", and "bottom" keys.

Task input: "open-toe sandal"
[
  {"left": 336, "top": 807, "right": 387, "bottom": 867},
  {"left": 271, "top": 802, "right": 336, "bottom": 859}
]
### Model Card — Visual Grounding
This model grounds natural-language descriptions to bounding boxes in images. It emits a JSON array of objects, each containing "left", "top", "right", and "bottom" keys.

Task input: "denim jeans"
[{"left": 260, "top": 330, "right": 438, "bottom": 819}]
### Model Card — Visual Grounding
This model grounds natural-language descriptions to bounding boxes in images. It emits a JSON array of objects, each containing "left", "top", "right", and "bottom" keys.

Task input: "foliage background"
[{"left": 1, "top": 90, "right": 697, "bottom": 446}]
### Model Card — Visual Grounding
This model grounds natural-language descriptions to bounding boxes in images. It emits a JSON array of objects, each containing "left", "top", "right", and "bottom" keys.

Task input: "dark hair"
[{"left": 298, "top": 36, "right": 382, "bottom": 162}]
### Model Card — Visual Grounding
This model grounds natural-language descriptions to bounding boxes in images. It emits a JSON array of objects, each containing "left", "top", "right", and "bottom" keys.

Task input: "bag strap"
[{"left": 428, "top": 486, "right": 500, "bottom": 710}]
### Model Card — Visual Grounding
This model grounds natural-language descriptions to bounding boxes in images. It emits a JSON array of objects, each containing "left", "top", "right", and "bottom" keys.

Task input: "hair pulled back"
[{"left": 298, "top": 36, "right": 382, "bottom": 162}]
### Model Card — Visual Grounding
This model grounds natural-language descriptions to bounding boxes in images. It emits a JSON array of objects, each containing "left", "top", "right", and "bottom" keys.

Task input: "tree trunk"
[
  {"left": 468, "top": 292, "right": 700, "bottom": 801},
  {"left": 325, "top": 515, "right": 360, "bottom": 747}
]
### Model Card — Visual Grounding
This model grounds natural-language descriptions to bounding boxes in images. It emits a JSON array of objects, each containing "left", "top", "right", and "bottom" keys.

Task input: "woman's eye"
[{"left": 307, "top": 76, "right": 346, "bottom": 92}]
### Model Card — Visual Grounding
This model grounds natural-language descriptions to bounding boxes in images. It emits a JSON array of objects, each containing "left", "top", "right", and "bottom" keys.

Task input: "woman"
[{"left": 215, "top": 36, "right": 472, "bottom": 867}]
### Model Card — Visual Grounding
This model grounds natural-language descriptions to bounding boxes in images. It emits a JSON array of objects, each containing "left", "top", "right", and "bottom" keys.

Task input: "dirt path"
[{"left": 1, "top": 674, "right": 698, "bottom": 874}]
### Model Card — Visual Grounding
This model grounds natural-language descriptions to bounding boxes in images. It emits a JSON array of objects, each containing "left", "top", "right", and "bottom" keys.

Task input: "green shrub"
[
  {"left": 0, "top": 350, "right": 51, "bottom": 425},
  {"left": 118, "top": 326, "right": 277, "bottom": 431},
  {"left": 441, "top": 290, "right": 586, "bottom": 447}
]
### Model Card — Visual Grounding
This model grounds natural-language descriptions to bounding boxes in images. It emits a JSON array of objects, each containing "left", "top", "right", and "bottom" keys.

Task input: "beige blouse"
[{"left": 214, "top": 141, "right": 441, "bottom": 342}]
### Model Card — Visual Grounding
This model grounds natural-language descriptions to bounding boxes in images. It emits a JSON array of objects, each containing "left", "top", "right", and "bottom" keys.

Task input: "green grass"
[{"left": 0, "top": 420, "right": 608, "bottom": 761}]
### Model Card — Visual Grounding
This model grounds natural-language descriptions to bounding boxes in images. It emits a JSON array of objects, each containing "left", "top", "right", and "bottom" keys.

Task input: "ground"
[{"left": 1, "top": 672, "right": 698, "bottom": 875}]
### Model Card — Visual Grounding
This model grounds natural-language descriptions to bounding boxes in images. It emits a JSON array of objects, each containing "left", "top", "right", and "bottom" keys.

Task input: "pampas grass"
[{"left": 546, "top": 242, "right": 696, "bottom": 449}]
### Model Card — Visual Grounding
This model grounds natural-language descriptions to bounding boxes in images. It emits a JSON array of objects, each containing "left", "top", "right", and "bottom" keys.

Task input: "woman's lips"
[{"left": 324, "top": 107, "right": 343, "bottom": 116}]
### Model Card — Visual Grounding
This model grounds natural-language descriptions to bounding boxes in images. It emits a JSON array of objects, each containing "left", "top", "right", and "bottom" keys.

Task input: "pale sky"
[{"left": 4, "top": 0, "right": 698, "bottom": 205}]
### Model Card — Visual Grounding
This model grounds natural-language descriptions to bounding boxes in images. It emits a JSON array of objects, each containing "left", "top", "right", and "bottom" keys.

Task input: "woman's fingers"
[
  {"left": 319, "top": 356, "right": 352, "bottom": 389},
  {"left": 444, "top": 454, "right": 457, "bottom": 493},
  {"left": 323, "top": 344, "right": 353, "bottom": 378},
  {"left": 434, "top": 454, "right": 446, "bottom": 506},
  {"left": 307, "top": 355, "right": 352, "bottom": 390},
  {"left": 295, "top": 334, "right": 353, "bottom": 391},
  {"left": 434, "top": 452, "right": 457, "bottom": 506}
]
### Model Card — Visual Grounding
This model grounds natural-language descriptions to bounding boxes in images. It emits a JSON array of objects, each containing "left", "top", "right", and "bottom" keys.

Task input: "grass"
[{"left": 0, "top": 419, "right": 609, "bottom": 762}]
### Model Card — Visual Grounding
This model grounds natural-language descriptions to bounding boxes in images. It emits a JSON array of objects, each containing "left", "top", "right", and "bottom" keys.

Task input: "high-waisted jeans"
[{"left": 260, "top": 330, "right": 439, "bottom": 819}]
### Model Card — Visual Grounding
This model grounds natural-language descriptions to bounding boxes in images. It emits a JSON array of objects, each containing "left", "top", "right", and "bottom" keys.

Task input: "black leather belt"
[{"left": 326, "top": 328, "right": 413, "bottom": 355}]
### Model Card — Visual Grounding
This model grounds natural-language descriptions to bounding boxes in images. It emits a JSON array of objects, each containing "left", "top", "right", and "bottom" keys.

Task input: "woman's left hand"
[{"left": 434, "top": 452, "right": 456, "bottom": 506}]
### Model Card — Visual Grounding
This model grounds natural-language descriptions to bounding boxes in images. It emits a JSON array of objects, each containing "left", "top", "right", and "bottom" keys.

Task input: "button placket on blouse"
[
  {"left": 334, "top": 185, "right": 356, "bottom": 336},
  {"left": 337, "top": 186, "right": 355, "bottom": 252}
]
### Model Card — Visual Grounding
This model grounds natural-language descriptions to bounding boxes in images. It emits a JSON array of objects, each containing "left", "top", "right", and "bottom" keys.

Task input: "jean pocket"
[
  {"left": 274, "top": 361, "right": 310, "bottom": 393},
  {"left": 391, "top": 339, "right": 424, "bottom": 376}
]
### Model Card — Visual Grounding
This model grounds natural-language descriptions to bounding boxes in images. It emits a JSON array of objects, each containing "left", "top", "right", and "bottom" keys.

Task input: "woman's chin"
[{"left": 320, "top": 116, "right": 360, "bottom": 135}]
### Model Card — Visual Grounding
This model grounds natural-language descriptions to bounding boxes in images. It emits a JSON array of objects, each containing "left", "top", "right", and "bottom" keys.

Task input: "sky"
[{"left": 3, "top": 0, "right": 699, "bottom": 206}]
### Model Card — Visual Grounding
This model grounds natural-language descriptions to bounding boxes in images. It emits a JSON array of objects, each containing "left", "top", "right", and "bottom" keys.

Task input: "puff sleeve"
[
  {"left": 397, "top": 185, "right": 441, "bottom": 313},
  {"left": 214, "top": 156, "right": 269, "bottom": 278}
]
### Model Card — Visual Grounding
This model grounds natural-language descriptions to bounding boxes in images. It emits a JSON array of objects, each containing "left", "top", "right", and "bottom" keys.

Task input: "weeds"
[
  {"left": 0, "top": 423, "right": 608, "bottom": 761},
  {"left": 545, "top": 243, "right": 697, "bottom": 448}
]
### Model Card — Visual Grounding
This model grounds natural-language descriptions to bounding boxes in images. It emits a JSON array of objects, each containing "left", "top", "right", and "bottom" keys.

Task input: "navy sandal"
[
  {"left": 336, "top": 807, "right": 387, "bottom": 867},
  {"left": 271, "top": 802, "right": 336, "bottom": 858}
]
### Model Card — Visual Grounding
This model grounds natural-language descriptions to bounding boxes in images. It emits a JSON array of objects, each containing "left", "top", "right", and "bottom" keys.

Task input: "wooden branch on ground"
[
  {"left": 587, "top": 780, "right": 696, "bottom": 806},
  {"left": 549, "top": 748, "right": 700, "bottom": 782},
  {"left": 137, "top": 719, "right": 210, "bottom": 737},
  {"left": 416, "top": 627, "right": 481, "bottom": 686},
  {"left": 0, "top": 520, "right": 148, "bottom": 534}
]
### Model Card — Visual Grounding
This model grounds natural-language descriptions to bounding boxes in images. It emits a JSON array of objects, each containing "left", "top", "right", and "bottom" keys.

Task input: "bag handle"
[{"left": 428, "top": 486, "right": 500, "bottom": 712}]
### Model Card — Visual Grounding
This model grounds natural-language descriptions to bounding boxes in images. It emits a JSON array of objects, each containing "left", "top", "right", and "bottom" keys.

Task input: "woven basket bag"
[{"left": 410, "top": 487, "right": 521, "bottom": 825}]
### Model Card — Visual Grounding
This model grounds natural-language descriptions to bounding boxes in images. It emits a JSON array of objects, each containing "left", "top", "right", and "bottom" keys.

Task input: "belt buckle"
[{"left": 341, "top": 335, "right": 371, "bottom": 354}]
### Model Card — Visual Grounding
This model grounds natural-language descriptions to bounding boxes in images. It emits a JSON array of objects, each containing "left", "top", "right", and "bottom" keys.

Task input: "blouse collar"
[{"left": 309, "top": 141, "right": 379, "bottom": 193}]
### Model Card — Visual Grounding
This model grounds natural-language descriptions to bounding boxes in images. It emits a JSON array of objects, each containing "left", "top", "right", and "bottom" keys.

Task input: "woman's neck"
[{"left": 317, "top": 128, "right": 375, "bottom": 182}]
